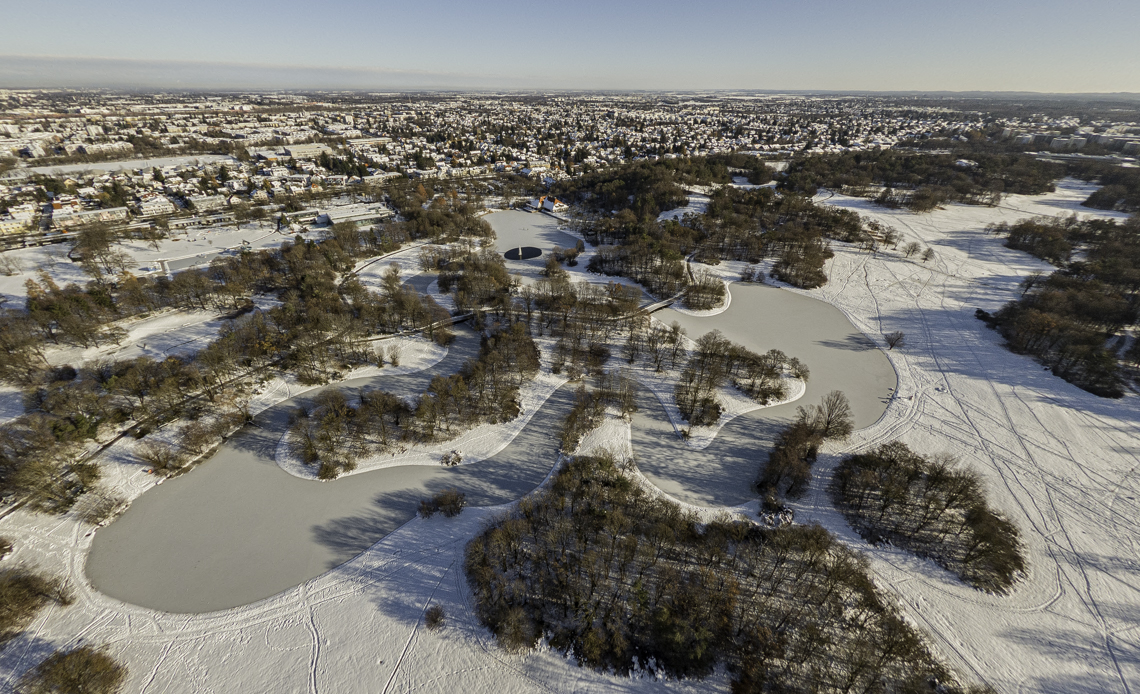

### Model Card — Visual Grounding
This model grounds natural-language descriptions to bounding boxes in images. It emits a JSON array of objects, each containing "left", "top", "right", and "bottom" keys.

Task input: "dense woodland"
[
  {"left": 831, "top": 441, "right": 1025, "bottom": 593},
  {"left": 466, "top": 453, "right": 989, "bottom": 694},
  {"left": 582, "top": 177, "right": 867, "bottom": 298},
  {"left": 981, "top": 213, "right": 1140, "bottom": 396},
  {"left": 779, "top": 149, "right": 1063, "bottom": 211}
]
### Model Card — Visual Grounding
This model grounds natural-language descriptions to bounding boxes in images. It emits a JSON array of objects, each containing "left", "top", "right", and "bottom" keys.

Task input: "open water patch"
[{"left": 504, "top": 246, "right": 542, "bottom": 260}]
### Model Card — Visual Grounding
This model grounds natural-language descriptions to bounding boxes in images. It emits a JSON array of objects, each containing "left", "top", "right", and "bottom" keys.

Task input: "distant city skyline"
[{"left": 2, "top": 0, "right": 1139, "bottom": 93}]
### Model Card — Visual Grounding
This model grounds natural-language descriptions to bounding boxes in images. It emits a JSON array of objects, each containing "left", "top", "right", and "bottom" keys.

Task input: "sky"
[{"left": 1, "top": 0, "right": 1138, "bottom": 93}]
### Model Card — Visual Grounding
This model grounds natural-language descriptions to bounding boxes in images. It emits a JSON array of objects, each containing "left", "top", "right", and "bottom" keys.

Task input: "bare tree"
[
  {"left": 799, "top": 390, "right": 853, "bottom": 441},
  {"left": 425, "top": 604, "right": 446, "bottom": 630},
  {"left": 885, "top": 331, "right": 906, "bottom": 350},
  {"left": 1019, "top": 271, "right": 1045, "bottom": 297},
  {"left": 902, "top": 242, "right": 921, "bottom": 258}
]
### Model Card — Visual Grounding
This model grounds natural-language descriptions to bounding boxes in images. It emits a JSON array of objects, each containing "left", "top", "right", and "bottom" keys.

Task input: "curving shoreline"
[{"left": 85, "top": 211, "right": 897, "bottom": 613}]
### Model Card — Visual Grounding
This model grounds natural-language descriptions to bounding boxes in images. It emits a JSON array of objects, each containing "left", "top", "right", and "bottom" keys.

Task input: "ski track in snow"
[{"left": 0, "top": 180, "right": 1138, "bottom": 692}]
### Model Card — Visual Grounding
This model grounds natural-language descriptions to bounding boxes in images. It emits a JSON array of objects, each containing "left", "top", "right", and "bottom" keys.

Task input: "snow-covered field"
[
  {"left": 791, "top": 179, "right": 1140, "bottom": 693},
  {"left": 0, "top": 180, "right": 1138, "bottom": 692},
  {"left": 42, "top": 308, "right": 226, "bottom": 367}
]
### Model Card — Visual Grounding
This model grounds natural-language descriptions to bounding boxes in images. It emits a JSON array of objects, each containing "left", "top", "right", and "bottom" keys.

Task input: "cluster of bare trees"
[
  {"left": 549, "top": 243, "right": 583, "bottom": 266},
  {"left": 681, "top": 268, "right": 726, "bottom": 310},
  {"left": 137, "top": 411, "right": 247, "bottom": 475},
  {"left": 757, "top": 391, "right": 852, "bottom": 501},
  {"left": 586, "top": 235, "right": 689, "bottom": 299},
  {"left": 16, "top": 645, "right": 127, "bottom": 694},
  {"left": 527, "top": 272, "right": 641, "bottom": 337},
  {"left": 0, "top": 400, "right": 104, "bottom": 512},
  {"left": 420, "top": 241, "right": 515, "bottom": 312},
  {"left": 620, "top": 317, "right": 688, "bottom": 373},
  {"left": 288, "top": 388, "right": 409, "bottom": 479},
  {"left": 832, "top": 441, "right": 1025, "bottom": 593},
  {"left": 675, "top": 330, "right": 808, "bottom": 426},
  {"left": 418, "top": 489, "right": 466, "bottom": 518},
  {"left": 289, "top": 321, "right": 539, "bottom": 479},
  {"left": 0, "top": 566, "right": 71, "bottom": 645},
  {"left": 559, "top": 374, "right": 639, "bottom": 453},
  {"left": 465, "top": 453, "right": 986, "bottom": 693}
]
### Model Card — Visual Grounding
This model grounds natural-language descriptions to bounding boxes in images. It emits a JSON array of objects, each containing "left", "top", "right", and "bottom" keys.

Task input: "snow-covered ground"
[
  {"left": 42, "top": 308, "right": 225, "bottom": 367},
  {"left": 657, "top": 192, "right": 710, "bottom": 222},
  {"left": 0, "top": 181, "right": 1138, "bottom": 692},
  {"left": 787, "top": 180, "right": 1140, "bottom": 693},
  {"left": 246, "top": 335, "right": 447, "bottom": 420},
  {"left": 0, "top": 223, "right": 304, "bottom": 304}
]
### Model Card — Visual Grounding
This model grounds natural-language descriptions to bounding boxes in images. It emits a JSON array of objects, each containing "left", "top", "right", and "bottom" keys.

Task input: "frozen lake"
[{"left": 87, "top": 216, "right": 896, "bottom": 612}]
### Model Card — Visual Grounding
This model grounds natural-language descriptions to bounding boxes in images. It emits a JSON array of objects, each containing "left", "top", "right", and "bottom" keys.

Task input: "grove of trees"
[
  {"left": 674, "top": 330, "right": 807, "bottom": 426},
  {"left": 982, "top": 213, "right": 1140, "bottom": 396},
  {"left": 756, "top": 391, "right": 853, "bottom": 501},
  {"left": 831, "top": 441, "right": 1025, "bottom": 593}
]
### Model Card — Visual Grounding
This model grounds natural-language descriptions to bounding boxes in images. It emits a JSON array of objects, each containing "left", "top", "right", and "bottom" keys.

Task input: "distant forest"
[
  {"left": 778, "top": 149, "right": 1063, "bottom": 211},
  {"left": 778, "top": 144, "right": 1140, "bottom": 215},
  {"left": 554, "top": 156, "right": 867, "bottom": 299}
]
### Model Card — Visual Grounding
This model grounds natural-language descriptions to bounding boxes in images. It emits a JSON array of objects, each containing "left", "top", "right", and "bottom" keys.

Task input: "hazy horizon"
[{"left": 2, "top": 0, "right": 1138, "bottom": 93}]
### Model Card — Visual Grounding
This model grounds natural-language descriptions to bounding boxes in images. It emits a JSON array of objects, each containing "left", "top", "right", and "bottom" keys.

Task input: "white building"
[
  {"left": 186, "top": 194, "right": 228, "bottom": 212},
  {"left": 135, "top": 195, "right": 177, "bottom": 218}
]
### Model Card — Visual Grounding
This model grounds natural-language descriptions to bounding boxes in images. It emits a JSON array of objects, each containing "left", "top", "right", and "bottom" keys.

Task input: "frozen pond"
[
  {"left": 635, "top": 283, "right": 896, "bottom": 506},
  {"left": 486, "top": 209, "right": 580, "bottom": 257},
  {"left": 87, "top": 219, "right": 896, "bottom": 613},
  {"left": 485, "top": 209, "right": 581, "bottom": 282},
  {"left": 87, "top": 327, "right": 576, "bottom": 613}
]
